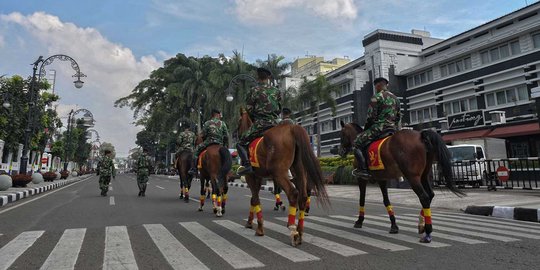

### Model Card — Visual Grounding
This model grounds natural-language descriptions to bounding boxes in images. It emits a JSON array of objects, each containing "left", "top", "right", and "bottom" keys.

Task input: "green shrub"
[
  {"left": 319, "top": 155, "right": 354, "bottom": 168},
  {"left": 333, "top": 166, "right": 356, "bottom": 185}
]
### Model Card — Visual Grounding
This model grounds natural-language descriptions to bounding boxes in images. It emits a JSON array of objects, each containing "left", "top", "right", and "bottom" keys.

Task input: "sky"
[{"left": 0, "top": 0, "right": 534, "bottom": 156}]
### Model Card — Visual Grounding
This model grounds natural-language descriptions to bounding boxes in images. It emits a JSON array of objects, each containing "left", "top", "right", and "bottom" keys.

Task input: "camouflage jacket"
[
  {"left": 137, "top": 153, "right": 150, "bottom": 171},
  {"left": 246, "top": 83, "right": 282, "bottom": 125},
  {"left": 177, "top": 130, "right": 196, "bottom": 152},
  {"left": 365, "top": 89, "right": 401, "bottom": 131},
  {"left": 202, "top": 117, "right": 229, "bottom": 145},
  {"left": 98, "top": 156, "right": 115, "bottom": 177}
]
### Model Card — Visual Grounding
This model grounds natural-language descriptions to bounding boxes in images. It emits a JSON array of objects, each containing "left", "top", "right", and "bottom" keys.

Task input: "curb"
[
  {"left": 227, "top": 182, "right": 274, "bottom": 192},
  {"left": 464, "top": 205, "right": 540, "bottom": 223},
  {"left": 0, "top": 175, "right": 91, "bottom": 207}
]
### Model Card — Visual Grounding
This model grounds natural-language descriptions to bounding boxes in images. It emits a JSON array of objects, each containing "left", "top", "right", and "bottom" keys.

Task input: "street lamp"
[
  {"left": 225, "top": 74, "right": 257, "bottom": 103},
  {"left": 19, "top": 55, "right": 86, "bottom": 175}
]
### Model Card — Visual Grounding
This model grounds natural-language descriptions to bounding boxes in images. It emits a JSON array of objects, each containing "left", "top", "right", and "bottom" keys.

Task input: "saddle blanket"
[
  {"left": 368, "top": 136, "right": 391, "bottom": 171},
  {"left": 249, "top": 137, "right": 264, "bottom": 168},
  {"left": 197, "top": 150, "right": 208, "bottom": 169}
]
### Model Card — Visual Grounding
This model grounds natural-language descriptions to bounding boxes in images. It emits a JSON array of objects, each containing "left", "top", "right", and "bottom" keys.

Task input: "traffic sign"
[{"left": 496, "top": 166, "right": 510, "bottom": 182}]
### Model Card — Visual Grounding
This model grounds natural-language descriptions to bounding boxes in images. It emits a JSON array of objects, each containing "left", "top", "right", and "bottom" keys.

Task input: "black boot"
[
  {"left": 142, "top": 184, "right": 147, "bottom": 197},
  {"left": 352, "top": 148, "right": 370, "bottom": 178},
  {"left": 188, "top": 159, "right": 198, "bottom": 176},
  {"left": 236, "top": 143, "right": 253, "bottom": 175}
]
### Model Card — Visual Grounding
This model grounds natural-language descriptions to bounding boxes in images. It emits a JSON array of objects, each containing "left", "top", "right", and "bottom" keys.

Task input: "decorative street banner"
[{"left": 448, "top": 110, "right": 484, "bottom": 130}]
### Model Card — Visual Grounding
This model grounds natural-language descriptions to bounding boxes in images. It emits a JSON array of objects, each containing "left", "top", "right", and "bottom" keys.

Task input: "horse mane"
[{"left": 350, "top": 123, "right": 363, "bottom": 133}]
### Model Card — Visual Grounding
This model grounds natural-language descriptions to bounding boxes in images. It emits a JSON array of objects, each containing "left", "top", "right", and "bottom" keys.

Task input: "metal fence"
[{"left": 432, "top": 157, "right": 540, "bottom": 190}]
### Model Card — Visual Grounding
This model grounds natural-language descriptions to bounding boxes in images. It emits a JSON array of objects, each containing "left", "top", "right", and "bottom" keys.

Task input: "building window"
[
  {"left": 443, "top": 97, "right": 477, "bottom": 115},
  {"left": 533, "top": 32, "right": 540, "bottom": 48},
  {"left": 480, "top": 40, "right": 521, "bottom": 64},
  {"left": 337, "top": 82, "right": 352, "bottom": 97},
  {"left": 485, "top": 85, "right": 529, "bottom": 107},
  {"left": 409, "top": 106, "right": 437, "bottom": 124},
  {"left": 407, "top": 69, "right": 433, "bottom": 88},
  {"left": 339, "top": 115, "right": 353, "bottom": 125},
  {"left": 321, "top": 121, "right": 333, "bottom": 132},
  {"left": 440, "top": 56, "right": 472, "bottom": 77}
]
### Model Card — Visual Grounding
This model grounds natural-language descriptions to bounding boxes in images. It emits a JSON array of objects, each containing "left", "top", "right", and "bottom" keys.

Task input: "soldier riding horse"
[
  {"left": 338, "top": 77, "right": 464, "bottom": 243},
  {"left": 175, "top": 122, "right": 196, "bottom": 202}
]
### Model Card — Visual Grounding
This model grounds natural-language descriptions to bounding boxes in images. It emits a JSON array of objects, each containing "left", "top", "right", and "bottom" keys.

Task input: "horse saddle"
[
  {"left": 248, "top": 137, "right": 264, "bottom": 168},
  {"left": 367, "top": 134, "right": 392, "bottom": 171}
]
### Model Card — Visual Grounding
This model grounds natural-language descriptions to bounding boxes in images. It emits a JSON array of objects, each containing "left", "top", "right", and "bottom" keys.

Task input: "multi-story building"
[{"left": 294, "top": 2, "right": 540, "bottom": 157}]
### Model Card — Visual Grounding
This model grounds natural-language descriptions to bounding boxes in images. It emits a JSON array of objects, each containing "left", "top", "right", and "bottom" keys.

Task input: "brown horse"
[
  {"left": 175, "top": 150, "right": 193, "bottom": 203},
  {"left": 195, "top": 135, "right": 231, "bottom": 217},
  {"left": 238, "top": 110, "right": 329, "bottom": 246},
  {"left": 338, "top": 121, "right": 464, "bottom": 243}
]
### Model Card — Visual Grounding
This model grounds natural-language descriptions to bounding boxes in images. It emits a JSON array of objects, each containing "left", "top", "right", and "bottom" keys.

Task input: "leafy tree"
[{"left": 99, "top": 142, "right": 116, "bottom": 158}]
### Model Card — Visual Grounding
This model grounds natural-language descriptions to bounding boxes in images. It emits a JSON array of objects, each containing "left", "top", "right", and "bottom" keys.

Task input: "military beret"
[
  {"left": 211, "top": 109, "right": 221, "bottom": 114},
  {"left": 257, "top": 67, "right": 272, "bottom": 77},
  {"left": 373, "top": 77, "right": 389, "bottom": 84}
]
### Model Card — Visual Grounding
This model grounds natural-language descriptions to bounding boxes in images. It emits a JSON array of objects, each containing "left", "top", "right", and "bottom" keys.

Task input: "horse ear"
[{"left": 340, "top": 121, "right": 346, "bottom": 128}]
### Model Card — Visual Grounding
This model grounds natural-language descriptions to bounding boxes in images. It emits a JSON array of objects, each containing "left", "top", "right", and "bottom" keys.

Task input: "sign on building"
[{"left": 447, "top": 110, "right": 484, "bottom": 130}]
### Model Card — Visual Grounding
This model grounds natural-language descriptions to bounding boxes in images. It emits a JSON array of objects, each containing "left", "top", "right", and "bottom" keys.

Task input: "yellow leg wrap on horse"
[
  {"left": 423, "top": 208, "right": 432, "bottom": 224},
  {"left": 386, "top": 205, "right": 395, "bottom": 216},
  {"left": 359, "top": 206, "right": 365, "bottom": 217},
  {"left": 288, "top": 206, "right": 297, "bottom": 225},
  {"left": 217, "top": 196, "right": 222, "bottom": 207},
  {"left": 298, "top": 210, "right": 305, "bottom": 228},
  {"left": 253, "top": 204, "right": 263, "bottom": 220}
]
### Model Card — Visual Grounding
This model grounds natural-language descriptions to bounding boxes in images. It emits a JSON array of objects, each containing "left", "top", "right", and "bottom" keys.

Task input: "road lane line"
[
  {"left": 0, "top": 177, "right": 91, "bottom": 216},
  {"left": 396, "top": 216, "right": 520, "bottom": 242},
  {"left": 40, "top": 228, "right": 86, "bottom": 270},
  {"left": 109, "top": 196, "right": 115, "bottom": 206},
  {"left": 156, "top": 185, "right": 165, "bottom": 190},
  {"left": 432, "top": 213, "right": 540, "bottom": 229},
  {"left": 331, "top": 215, "right": 486, "bottom": 245},
  {"left": 103, "top": 226, "right": 138, "bottom": 270},
  {"left": 275, "top": 217, "right": 409, "bottom": 251},
  {"left": 0, "top": 231, "right": 44, "bottom": 270},
  {"left": 180, "top": 222, "right": 264, "bottom": 269},
  {"left": 109, "top": 186, "right": 113, "bottom": 191},
  {"left": 143, "top": 224, "right": 208, "bottom": 270},
  {"left": 244, "top": 195, "right": 274, "bottom": 202},
  {"left": 403, "top": 214, "right": 540, "bottom": 234},
  {"left": 214, "top": 220, "right": 320, "bottom": 262},
  {"left": 308, "top": 216, "right": 449, "bottom": 248},
  {"left": 261, "top": 220, "right": 366, "bottom": 257}
]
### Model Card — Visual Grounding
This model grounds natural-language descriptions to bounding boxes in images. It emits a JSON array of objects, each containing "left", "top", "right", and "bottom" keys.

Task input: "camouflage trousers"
[
  {"left": 99, "top": 176, "right": 111, "bottom": 191},
  {"left": 354, "top": 124, "right": 384, "bottom": 149},
  {"left": 239, "top": 120, "right": 275, "bottom": 146},
  {"left": 193, "top": 141, "right": 220, "bottom": 161}
]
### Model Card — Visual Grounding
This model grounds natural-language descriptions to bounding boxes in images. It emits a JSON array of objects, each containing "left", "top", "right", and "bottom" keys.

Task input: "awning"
[
  {"left": 488, "top": 123, "right": 540, "bottom": 138},
  {"left": 442, "top": 129, "right": 491, "bottom": 142}
]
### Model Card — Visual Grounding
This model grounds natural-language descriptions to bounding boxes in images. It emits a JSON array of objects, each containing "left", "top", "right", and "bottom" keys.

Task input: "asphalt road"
[{"left": 0, "top": 174, "right": 539, "bottom": 270}]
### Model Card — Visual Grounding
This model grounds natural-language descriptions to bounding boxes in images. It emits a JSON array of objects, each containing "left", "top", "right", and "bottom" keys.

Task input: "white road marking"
[
  {"left": 243, "top": 195, "right": 274, "bottom": 202},
  {"left": 181, "top": 222, "right": 264, "bottom": 269},
  {"left": 396, "top": 216, "right": 519, "bottom": 242},
  {"left": 404, "top": 214, "right": 540, "bottom": 235},
  {"left": 109, "top": 196, "right": 115, "bottom": 206},
  {"left": 309, "top": 216, "right": 449, "bottom": 248},
  {"left": 214, "top": 220, "right": 320, "bottom": 262},
  {"left": 103, "top": 226, "right": 138, "bottom": 270},
  {"left": 109, "top": 186, "right": 113, "bottom": 191},
  {"left": 156, "top": 185, "right": 165, "bottom": 190},
  {"left": 40, "top": 228, "right": 86, "bottom": 270},
  {"left": 261, "top": 220, "right": 367, "bottom": 257},
  {"left": 275, "top": 217, "right": 409, "bottom": 252},
  {"left": 433, "top": 213, "right": 540, "bottom": 229},
  {"left": 0, "top": 177, "right": 91, "bottom": 216},
  {"left": 0, "top": 231, "right": 44, "bottom": 270},
  {"left": 331, "top": 215, "right": 486, "bottom": 245},
  {"left": 144, "top": 224, "right": 208, "bottom": 270}
]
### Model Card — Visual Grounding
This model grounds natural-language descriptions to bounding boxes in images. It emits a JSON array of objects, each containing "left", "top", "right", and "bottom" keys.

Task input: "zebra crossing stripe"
[
  {"left": 262, "top": 220, "right": 367, "bottom": 257},
  {"left": 143, "top": 224, "right": 208, "bottom": 270},
  {"left": 275, "top": 217, "right": 410, "bottom": 251},
  {"left": 40, "top": 228, "right": 86, "bottom": 270},
  {"left": 330, "top": 215, "right": 486, "bottom": 245},
  {"left": 396, "top": 216, "right": 520, "bottom": 242},
  {"left": 0, "top": 231, "right": 44, "bottom": 270},
  {"left": 180, "top": 222, "right": 265, "bottom": 269},
  {"left": 404, "top": 214, "right": 540, "bottom": 235},
  {"left": 398, "top": 214, "right": 540, "bottom": 239},
  {"left": 214, "top": 220, "right": 320, "bottom": 262},
  {"left": 309, "top": 216, "right": 450, "bottom": 248},
  {"left": 433, "top": 213, "right": 540, "bottom": 229},
  {"left": 104, "top": 226, "right": 138, "bottom": 270}
]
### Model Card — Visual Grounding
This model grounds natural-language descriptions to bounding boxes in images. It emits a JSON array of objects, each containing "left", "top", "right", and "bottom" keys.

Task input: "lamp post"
[
  {"left": 19, "top": 55, "right": 86, "bottom": 175},
  {"left": 64, "top": 108, "right": 94, "bottom": 171},
  {"left": 225, "top": 74, "right": 257, "bottom": 103}
]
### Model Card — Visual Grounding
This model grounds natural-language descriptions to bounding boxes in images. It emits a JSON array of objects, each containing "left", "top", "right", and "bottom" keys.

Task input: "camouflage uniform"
[
  {"left": 98, "top": 156, "right": 115, "bottom": 194},
  {"left": 239, "top": 83, "right": 282, "bottom": 145},
  {"left": 176, "top": 130, "right": 196, "bottom": 154},
  {"left": 355, "top": 88, "right": 401, "bottom": 148},
  {"left": 136, "top": 152, "right": 150, "bottom": 195},
  {"left": 193, "top": 117, "right": 229, "bottom": 162}
]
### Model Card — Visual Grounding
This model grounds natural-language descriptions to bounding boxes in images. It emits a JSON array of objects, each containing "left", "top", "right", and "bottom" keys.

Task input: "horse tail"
[
  {"left": 420, "top": 130, "right": 465, "bottom": 197},
  {"left": 292, "top": 125, "right": 329, "bottom": 207},
  {"left": 218, "top": 146, "right": 232, "bottom": 188}
]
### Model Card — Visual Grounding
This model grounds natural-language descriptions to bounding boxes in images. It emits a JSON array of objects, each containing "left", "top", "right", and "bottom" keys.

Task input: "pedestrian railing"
[{"left": 432, "top": 157, "right": 540, "bottom": 190}]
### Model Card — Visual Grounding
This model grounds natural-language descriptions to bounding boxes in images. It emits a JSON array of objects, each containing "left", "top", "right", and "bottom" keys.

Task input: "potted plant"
[
  {"left": 43, "top": 172, "right": 57, "bottom": 182},
  {"left": 12, "top": 174, "right": 32, "bottom": 187},
  {"left": 60, "top": 170, "right": 69, "bottom": 179}
]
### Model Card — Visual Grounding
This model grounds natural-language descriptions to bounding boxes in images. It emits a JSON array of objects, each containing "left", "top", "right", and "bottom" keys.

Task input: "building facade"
[{"left": 294, "top": 2, "right": 540, "bottom": 157}]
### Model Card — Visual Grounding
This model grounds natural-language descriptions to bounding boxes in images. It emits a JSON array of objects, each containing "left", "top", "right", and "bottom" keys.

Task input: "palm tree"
[{"left": 295, "top": 75, "right": 340, "bottom": 157}]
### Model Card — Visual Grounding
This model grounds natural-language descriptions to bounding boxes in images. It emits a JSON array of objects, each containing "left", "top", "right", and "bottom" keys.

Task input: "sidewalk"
[{"left": 0, "top": 174, "right": 92, "bottom": 207}]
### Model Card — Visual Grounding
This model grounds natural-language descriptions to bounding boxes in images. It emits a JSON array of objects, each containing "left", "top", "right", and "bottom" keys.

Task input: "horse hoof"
[
  {"left": 198, "top": 207, "right": 203, "bottom": 212},
  {"left": 245, "top": 222, "right": 253, "bottom": 229},
  {"left": 354, "top": 221, "right": 363, "bottom": 228},
  {"left": 419, "top": 235, "right": 432, "bottom": 243},
  {"left": 255, "top": 229, "right": 264, "bottom": 236},
  {"left": 281, "top": 206, "right": 286, "bottom": 211},
  {"left": 273, "top": 206, "right": 279, "bottom": 211},
  {"left": 290, "top": 232, "right": 300, "bottom": 247},
  {"left": 389, "top": 227, "right": 399, "bottom": 234}
]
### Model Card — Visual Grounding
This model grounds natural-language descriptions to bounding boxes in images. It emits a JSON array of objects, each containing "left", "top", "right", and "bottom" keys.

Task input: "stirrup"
[
  {"left": 352, "top": 168, "right": 370, "bottom": 178},
  {"left": 237, "top": 165, "right": 253, "bottom": 175}
]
